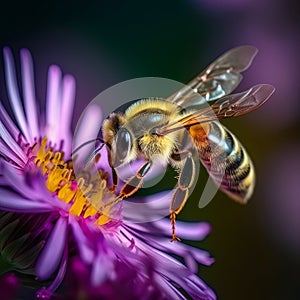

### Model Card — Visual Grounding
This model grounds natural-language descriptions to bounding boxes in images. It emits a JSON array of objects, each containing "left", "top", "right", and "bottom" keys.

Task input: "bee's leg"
[
  {"left": 99, "top": 161, "right": 153, "bottom": 211},
  {"left": 170, "top": 152, "right": 196, "bottom": 242},
  {"left": 104, "top": 145, "right": 118, "bottom": 193},
  {"left": 118, "top": 160, "right": 153, "bottom": 199},
  {"left": 110, "top": 166, "right": 118, "bottom": 193}
]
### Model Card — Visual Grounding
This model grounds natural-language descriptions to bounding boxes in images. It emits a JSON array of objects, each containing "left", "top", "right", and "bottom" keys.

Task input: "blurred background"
[{"left": 0, "top": 0, "right": 299, "bottom": 299}]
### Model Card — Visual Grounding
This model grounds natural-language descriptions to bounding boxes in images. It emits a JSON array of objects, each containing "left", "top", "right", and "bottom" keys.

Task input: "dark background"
[{"left": 0, "top": 0, "right": 299, "bottom": 299}]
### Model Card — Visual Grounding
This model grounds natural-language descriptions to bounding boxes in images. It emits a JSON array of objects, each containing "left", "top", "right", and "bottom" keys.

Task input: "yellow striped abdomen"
[{"left": 190, "top": 121, "right": 255, "bottom": 203}]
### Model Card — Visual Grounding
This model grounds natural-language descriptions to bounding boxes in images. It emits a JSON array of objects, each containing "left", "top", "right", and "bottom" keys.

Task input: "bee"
[{"left": 95, "top": 46, "right": 274, "bottom": 241}]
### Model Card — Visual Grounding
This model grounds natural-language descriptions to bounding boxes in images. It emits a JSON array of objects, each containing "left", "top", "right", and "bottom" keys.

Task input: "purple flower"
[{"left": 0, "top": 47, "right": 215, "bottom": 299}]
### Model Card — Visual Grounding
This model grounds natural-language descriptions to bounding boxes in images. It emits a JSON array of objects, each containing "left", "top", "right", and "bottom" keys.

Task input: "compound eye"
[{"left": 112, "top": 127, "right": 132, "bottom": 167}]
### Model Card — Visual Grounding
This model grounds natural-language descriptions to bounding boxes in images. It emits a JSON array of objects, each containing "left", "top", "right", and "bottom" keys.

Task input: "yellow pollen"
[{"left": 33, "top": 137, "right": 116, "bottom": 225}]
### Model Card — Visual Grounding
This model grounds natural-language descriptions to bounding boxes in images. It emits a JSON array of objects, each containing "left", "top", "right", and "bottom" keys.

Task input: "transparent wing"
[
  {"left": 169, "top": 45, "right": 258, "bottom": 107},
  {"left": 157, "top": 84, "right": 275, "bottom": 135}
]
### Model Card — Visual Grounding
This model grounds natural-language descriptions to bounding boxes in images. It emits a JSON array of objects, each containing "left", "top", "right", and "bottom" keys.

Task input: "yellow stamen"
[
  {"left": 95, "top": 202, "right": 115, "bottom": 225},
  {"left": 33, "top": 137, "right": 117, "bottom": 225}
]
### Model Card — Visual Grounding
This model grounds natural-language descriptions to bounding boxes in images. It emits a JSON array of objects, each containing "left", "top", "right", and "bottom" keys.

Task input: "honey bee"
[{"left": 94, "top": 46, "right": 274, "bottom": 241}]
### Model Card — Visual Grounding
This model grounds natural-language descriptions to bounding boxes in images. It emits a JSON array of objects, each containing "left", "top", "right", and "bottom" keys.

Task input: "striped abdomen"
[{"left": 190, "top": 121, "right": 255, "bottom": 203}]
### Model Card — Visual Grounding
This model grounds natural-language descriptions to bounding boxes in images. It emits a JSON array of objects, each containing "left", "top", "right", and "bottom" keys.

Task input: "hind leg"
[{"left": 170, "top": 152, "right": 196, "bottom": 241}]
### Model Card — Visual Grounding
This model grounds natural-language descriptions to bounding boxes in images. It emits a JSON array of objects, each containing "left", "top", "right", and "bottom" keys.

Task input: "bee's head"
[
  {"left": 102, "top": 113, "right": 136, "bottom": 168},
  {"left": 112, "top": 126, "right": 135, "bottom": 168}
]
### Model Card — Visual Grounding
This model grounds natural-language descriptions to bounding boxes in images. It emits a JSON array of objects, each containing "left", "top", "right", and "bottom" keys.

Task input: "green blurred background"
[{"left": 0, "top": 0, "right": 299, "bottom": 299}]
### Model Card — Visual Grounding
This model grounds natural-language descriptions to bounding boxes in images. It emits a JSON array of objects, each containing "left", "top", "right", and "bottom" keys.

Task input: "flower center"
[{"left": 33, "top": 137, "right": 117, "bottom": 225}]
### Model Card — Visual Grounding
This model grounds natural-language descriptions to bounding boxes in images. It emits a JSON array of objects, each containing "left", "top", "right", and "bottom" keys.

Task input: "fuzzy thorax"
[{"left": 139, "top": 132, "right": 177, "bottom": 164}]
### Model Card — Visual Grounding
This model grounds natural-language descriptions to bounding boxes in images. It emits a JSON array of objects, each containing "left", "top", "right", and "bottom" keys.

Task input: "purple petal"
[
  {"left": 0, "top": 142, "right": 24, "bottom": 166},
  {"left": 122, "top": 191, "right": 171, "bottom": 223},
  {"left": 0, "top": 121, "right": 27, "bottom": 164},
  {"left": 0, "top": 102, "right": 19, "bottom": 140},
  {"left": 45, "top": 65, "right": 62, "bottom": 144},
  {"left": 184, "top": 252, "right": 199, "bottom": 273},
  {"left": 2, "top": 160, "right": 45, "bottom": 199},
  {"left": 36, "top": 217, "right": 68, "bottom": 280},
  {"left": 151, "top": 252, "right": 214, "bottom": 299},
  {"left": 107, "top": 231, "right": 216, "bottom": 298},
  {"left": 148, "top": 227, "right": 213, "bottom": 266},
  {"left": 60, "top": 75, "right": 75, "bottom": 155},
  {"left": 154, "top": 273, "right": 185, "bottom": 299},
  {"left": 91, "top": 252, "right": 108, "bottom": 286},
  {"left": 0, "top": 188, "right": 52, "bottom": 212},
  {"left": 46, "top": 241, "right": 68, "bottom": 294},
  {"left": 24, "top": 169, "right": 68, "bottom": 209},
  {"left": 128, "top": 218, "right": 211, "bottom": 240},
  {"left": 3, "top": 47, "right": 31, "bottom": 141},
  {"left": 153, "top": 218, "right": 211, "bottom": 240},
  {"left": 124, "top": 226, "right": 214, "bottom": 265},
  {"left": 175, "top": 220, "right": 211, "bottom": 240},
  {"left": 125, "top": 225, "right": 214, "bottom": 266},
  {"left": 73, "top": 103, "right": 102, "bottom": 163},
  {"left": 1, "top": 159, "right": 68, "bottom": 210},
  {"left": 70, "top": 217, "right": 94, "bottom": 264},
  {"left": 20, "top": 48, "right": 39, "bottom": 141},
  {"left": 186, "top": 274, "right": 216, "bottom": 300},
  {"left": 182, "top": 244, "right": 215, "bottom": 266}
]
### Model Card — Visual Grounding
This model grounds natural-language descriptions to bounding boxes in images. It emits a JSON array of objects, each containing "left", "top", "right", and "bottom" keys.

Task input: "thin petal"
[
  {"left": 124, "top": 224, "right": 214, "bottom": 266},
  {"left": 185, "top": 247, "right": 215, "bottom": 266},
  {"left": 128, "top": 219, "right": 211, "bottom": 240},
  {"left": 185, "top": 274, "right": 216, "bottom": 300},
  {"left": 35, "top": 217, "right": 68, "bottom": 280},
  {"left": 91, "top": 252, "right": 107, "bottom": 286},
  {"left": 70, "top": 217, "right": 94, "bottom": 264},
  {"left": 60, "top": 75, "right": 75, "bottom": 155},
  {"left": 3, "top": 47, "right": 31, "bottom": 141},
  {"left": 45, "top": 242, "right": 68, "bottom": 294},
  {"left": 153, "top": 256, "right": 213, "bottom": 299},
  {"left": 1, "top": 160, "right": 49, "bottom": 203},
  {"left": 153, "top": 219, "right": 211, "bottom": 240},
  {"left": 1, "top": 159, "right": 68, "bottom": 212},
  {"left": 122, "top": 191, "right": 171, "bottom": 223},
  {"left": 0, "top": 102, "right": 19, "bottom": 140},
  {"left": 154, "top": 273, "right": 184, "bottom": 299},
  {"left": 184, "top": 252, "right": 199, "bottom": 273},
  {"left": 73, "top": 104, "right": 102, "bottom": 164},
  {"left": 0, "top": 121, "right": 27, "bottom": 163},
  {"left": 0, "top": 188, "right": 52, "bottom": 212},
  {"left": 20, "top": 48, "right": 39, "bottom": 141},
  {"left": 45, "top": 65, "right": 62, "bottom": 144},
  {"left": 0, "top": 142, "right": 24, "bottom": 166},
  {"left": 173, "top": 220, "right": 211, "bottom": 240}
]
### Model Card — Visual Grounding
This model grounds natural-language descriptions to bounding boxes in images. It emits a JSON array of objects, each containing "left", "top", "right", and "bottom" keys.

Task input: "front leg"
[
  {"left": 118, "top": 160, "right": 153, "bottom": 199},
  {"left": 170, "top": 152, "right": 196, "bottom": 241},
  {"left": 99, "top": 160, "right": 153, "bottom": 211}
]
